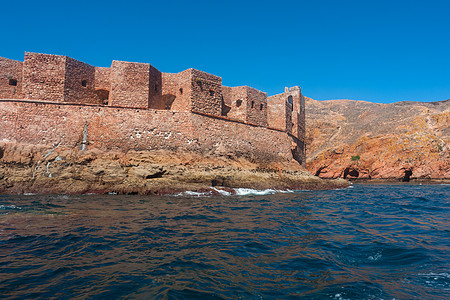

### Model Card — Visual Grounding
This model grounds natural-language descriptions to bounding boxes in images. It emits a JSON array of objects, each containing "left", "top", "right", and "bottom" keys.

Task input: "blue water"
[{"left": 0, "top": 184, "right": 449, "bottom": 299}]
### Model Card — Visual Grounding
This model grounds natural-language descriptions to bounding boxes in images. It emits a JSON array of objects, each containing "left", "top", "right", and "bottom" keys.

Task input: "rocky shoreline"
[{"left": 0, "top": 141, "right": 349, "bottom": 196}]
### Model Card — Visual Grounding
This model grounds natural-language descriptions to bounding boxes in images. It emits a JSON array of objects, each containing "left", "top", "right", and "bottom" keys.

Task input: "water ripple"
[{"left": 0, "top": 184, "right": 449, "bottom": 299}]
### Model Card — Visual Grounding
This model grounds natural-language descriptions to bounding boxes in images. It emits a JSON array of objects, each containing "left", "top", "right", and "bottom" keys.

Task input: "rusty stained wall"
[
  {"left": 22, "top": 52, "right": 66, "bottom": 102},
  {"left": 0, "top": 57, "right": 23, "bottom": 99},
  {"left": 109, "top": 61, "right": 162, "bottom": 108},
  {"left": 0, "top": 100, "right": 297, "bottom": 164}
]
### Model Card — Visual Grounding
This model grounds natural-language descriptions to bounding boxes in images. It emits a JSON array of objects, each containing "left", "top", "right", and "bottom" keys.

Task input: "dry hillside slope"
[{"left": 305, "top": 98, "right": 449, "bottom": 181}]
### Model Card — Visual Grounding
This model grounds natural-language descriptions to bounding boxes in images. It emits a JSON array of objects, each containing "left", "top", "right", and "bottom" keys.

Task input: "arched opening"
[
  {"left": 260, "top": 103, "right": 264, "bottom": 110},
  {"left": 236, "top": 99, "right": 242, "bottom": 107},
  {"left": 95, "top": 89, "right": 109, "bottom": 105},
  {"left": 209, "top": 89, "right": 215, "bottom": 96},
  {"left": 179, "top": 88, "right": 183, "bottom": 95},
  {"left": 288, "top": 96, "right": 293, "bottom": 111},
  {"left": 9, "top": 79, "right": 17, "bottom": 86},
  {"left": 343, "top": 168, "right": 359, "bottom": 179},
  {"left": 402, "top": 169, "right": 413, "bottom": 182},
  {"left": 81, "top": 80, "right": 87, "bottom": 87}
]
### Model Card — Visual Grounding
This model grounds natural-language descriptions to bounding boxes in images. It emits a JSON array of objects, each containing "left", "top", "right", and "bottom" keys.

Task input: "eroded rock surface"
[
  {"left": 305, "top": 98, "right": 449, "bottom": 181},
  {"left": 0, "top": 141, "right": 347, "bottom": 195}
]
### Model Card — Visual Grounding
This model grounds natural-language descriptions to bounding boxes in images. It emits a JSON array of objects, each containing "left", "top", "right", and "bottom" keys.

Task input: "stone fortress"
[{"left": 0, "top": 52, "right": 306, "bottom": 166}]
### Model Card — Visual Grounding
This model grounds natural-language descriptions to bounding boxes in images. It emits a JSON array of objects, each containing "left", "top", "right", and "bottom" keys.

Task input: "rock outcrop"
[
  {"left": 0, "top": 141, "right": 348, "bottom": 195},
  {"left": 305, "top": 98, "right": 449, "bottom": 181}
]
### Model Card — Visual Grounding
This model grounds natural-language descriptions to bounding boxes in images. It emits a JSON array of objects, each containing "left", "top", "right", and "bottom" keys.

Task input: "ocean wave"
[
  {"left": 174, "top": 187, "right": 295, "bottom": 197},
  {"left": 0, "top": 204, "right": 21, "bottom": 210}
]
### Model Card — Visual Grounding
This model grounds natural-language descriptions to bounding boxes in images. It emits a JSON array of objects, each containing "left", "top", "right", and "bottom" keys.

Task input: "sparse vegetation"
[{"left": 351, "top": 155, "right": 360, "bottom": 161}]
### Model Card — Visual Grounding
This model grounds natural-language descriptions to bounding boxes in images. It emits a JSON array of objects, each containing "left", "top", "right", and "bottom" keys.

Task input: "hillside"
[{"left": 305, "top": 98, "right": 449, "bottom": 181}]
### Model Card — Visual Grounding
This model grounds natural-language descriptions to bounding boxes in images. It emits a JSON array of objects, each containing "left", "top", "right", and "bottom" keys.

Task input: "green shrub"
[{"left": 351, "top": 155, "right": 360, "bottom": 161}]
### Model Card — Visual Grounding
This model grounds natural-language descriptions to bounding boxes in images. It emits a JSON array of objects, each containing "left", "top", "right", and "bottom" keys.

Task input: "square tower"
[
  {"left": 22, "top": 52, "right": 98, "bottom": 104},
  {"left": 109, "top": 61, "right": 162, "bottom": 108},
  {"left": 161, "top": 68, "right": 223, "bottom": 116},
  {"left": 0, "top": 57, "right": 23, "bottom": 99},
  {"left": 222, "top": 86, "right": 268, "bottom": 126}
]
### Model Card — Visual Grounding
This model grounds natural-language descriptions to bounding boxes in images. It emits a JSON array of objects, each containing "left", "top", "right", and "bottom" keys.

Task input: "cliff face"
[
  {"left": 0, "top": 141, "right": 348, "bottom": 195},
  {"left": 305, "top": 98, "right": 449, "bottom": 180}
]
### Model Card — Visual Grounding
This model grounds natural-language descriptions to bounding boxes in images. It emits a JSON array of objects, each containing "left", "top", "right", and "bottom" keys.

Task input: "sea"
[{"left": 0, "top": 184, "right": 449, "bottom": 299}]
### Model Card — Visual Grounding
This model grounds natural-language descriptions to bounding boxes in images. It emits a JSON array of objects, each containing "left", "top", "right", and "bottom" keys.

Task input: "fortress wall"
[
  {"left": 222, "top": 86, "right": 247, "bottom": 122},
  {"left": 110, "top": 61, "right": 151, "bottom": 108},
  {"left": 148, "top": 66, "right": 163, "bottom": 109},
  {"left": 94, "top": 67, "right": 111, "bottom": 104},
  {"left": 94, "top": 67, "right": 111, "bottom": 90},
  {"left": 190, "top": 69, "right": 222, "bottom": 116},
  {"left": 0, "top": 57, "right": 23, "bottom": 99},
  {"left": 0, "top": 100, "right": 297, "bottom": 164},
  {"left": 22, "top": 52, "right": 66, "bottom": 102},
  {"left": 246, "top": 87, "right": 267, "bottom": 127},
  {"left": 162, "top": 71, "right": 192, "bottom": 111},
  {"left": 64, "top": 57, "right": 98, "bottom": 104},
  {"left": 267, "top": 93, "right": 292, "bottom": 133}
]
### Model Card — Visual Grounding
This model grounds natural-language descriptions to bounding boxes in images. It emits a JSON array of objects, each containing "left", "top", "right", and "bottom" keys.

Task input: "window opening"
[
  {"left": 251, "top": 101, "right": 254, "bottom": 108},
  {"left": 209, "top": 89, "right": 214, "bottom": 96},
  {"left": 81, "top": 80, "right": 87, "bottom": 87},
  {"left": 179, "top": 88, "right": 183, "bottom": 94},
  {"left": 236, "top": 100, "right": 242, "bottom": 107},
  {"left": 260, "top": 103, "right": 264, "bottom": 110},
  {"left": 9, "top": 79, "right": 17, "bottom": 86},
  {"left": 288, "top": 96, "right": 293, "bottom": 111}
]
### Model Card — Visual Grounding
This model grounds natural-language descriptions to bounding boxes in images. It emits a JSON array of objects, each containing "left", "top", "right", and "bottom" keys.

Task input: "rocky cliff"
[
  {"left": 305, "top": 98, "right": 449, "bottom": 181},
  {"left": 0, "top": 141, "right": 348, "bottom": 195}
]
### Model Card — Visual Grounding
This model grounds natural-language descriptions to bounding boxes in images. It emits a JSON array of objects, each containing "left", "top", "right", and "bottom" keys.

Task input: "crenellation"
[{"left": 0, "top": 51, "right": 306, "bottom": 166}]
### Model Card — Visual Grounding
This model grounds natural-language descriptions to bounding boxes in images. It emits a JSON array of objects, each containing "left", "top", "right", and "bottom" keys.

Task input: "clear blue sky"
[{"left": 2, "top": 0, "right": 449, "bottom": 103}]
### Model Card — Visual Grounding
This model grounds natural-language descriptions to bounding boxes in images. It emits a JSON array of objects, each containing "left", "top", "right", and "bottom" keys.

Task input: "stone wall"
[
  {"left": 246, "top": 87, "right": 267, "bottom": 126},
  {"left": 110, "top": 61, "right": 152, "bottom": 108},
  {"left": 190, "top": 69, "right": 222, "bottom": 116},
  {"left": 0, "top": 100, "right": 298, "bottom": 164},
  {"left": 94, "top": 67, "right": 111, "bottom": 104},
  {"left": 0, "top": 57, "right": 23, "bottom": 99},
  {"left": 64, "top": 57, "right": 98, "bottom": 104},
  {"left": 161, "top": 71, "right": 192, "bottom": 110},
  {"left": 267, "top": 93, "right": 292, "bottom": 133},
  {"left": 148, "top": 65, "right": 162, "bottom": 109},
  {"left": 22, "top": 52, "right": 66, "bottom": 102},
  {"left": 222, "top": 86, "right": 247, "bottom": 122},
  {"left": 222, "top": 86, "right": 268, "bottom": 126}
]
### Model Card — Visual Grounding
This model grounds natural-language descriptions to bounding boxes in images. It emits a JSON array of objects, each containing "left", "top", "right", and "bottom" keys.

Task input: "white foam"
[
  {"left": 0, "top": 204, "right": 21, "bottom": 210},
  {"left": 233, "top": 188, "right": 277, "bottom": 196},
  {"left": 210, "top": 187, "right": 232, "bottom": 196}
]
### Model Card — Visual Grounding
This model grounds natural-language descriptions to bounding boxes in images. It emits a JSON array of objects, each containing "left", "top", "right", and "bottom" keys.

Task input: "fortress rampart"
[{"left": 0, "top": 52, "right": 306, "bottom": 165}]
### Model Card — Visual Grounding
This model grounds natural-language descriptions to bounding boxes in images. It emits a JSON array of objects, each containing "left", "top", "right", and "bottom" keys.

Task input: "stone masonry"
[{"left": 0, "top": 51, "right": 307, "bottom": 165}]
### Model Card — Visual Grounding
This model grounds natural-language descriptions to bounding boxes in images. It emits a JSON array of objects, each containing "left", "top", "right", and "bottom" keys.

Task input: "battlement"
[{"left": 0, "top": 52, "right": 306, "bottom": 165}]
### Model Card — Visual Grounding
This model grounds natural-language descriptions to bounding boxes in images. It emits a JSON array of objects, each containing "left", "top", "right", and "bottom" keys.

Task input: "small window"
[
  {"left": 251, "top": 101, "right": 254, "bottom": 108},
  {"left": 209, "top": 89, "right": 214, "bottom": 96},
  {"left": 179, "top": 88, "right": 183, "bottom": 94},
  {"left": 260, "top": 103, "right": 264, "bottom": 110},
  {"left": 236, "top": 100, "right": 242, "bottom": 107},
  {"left": 155, "top": 84, "right": 158, "bottom": 92},
  {"left": 81, "top": 80, "right": 87, "bottom": 87},
  {"left": 9, "top": 79, "right": 17, "bottom": 86}
]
